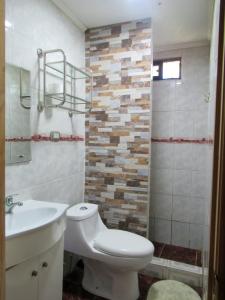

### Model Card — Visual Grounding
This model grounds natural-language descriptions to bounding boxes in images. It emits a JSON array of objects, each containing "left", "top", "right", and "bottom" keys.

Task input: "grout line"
[
  {"left": 195, "top": 250, "right": 198, "bottom": 266},
  {"left": 151, "top": 137, "right": 213, "bottom": 144},
  {"left": 159, "top": 243, "right": 166, "bottom": 258}
]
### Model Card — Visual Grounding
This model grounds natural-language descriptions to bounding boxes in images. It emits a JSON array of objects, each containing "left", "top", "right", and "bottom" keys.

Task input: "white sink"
[
  {"left": 5, "top": 200, "right": 68, "bottom": 239},
  {"left": 6, "top": 199, "right": 69, "bottom": 270}
]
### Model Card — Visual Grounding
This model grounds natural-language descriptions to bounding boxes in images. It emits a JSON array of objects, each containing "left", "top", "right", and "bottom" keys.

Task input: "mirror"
[{"left": 6, "top": 64, "right": 31, "bottom": 164}]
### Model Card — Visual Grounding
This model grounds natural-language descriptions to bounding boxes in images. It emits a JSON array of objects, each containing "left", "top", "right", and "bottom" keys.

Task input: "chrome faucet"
[{"left": 5, "top": 194, "right": 23, "bottom": 214}]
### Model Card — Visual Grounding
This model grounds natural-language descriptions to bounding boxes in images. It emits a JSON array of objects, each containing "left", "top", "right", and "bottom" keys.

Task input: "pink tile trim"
[
  {"left": 151, "top": 137, "right": 213, "bottom": 144},
  {"left": 6, "top": 134, "right": 84, "bottom": 142},
  {"left": 5, "top": 137, "right": 31, "bottom": 142}
]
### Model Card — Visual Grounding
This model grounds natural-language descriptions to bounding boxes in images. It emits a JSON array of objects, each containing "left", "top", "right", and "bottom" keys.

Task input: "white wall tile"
[
  {"left": 152, "top": 112, "right": 173, "bottom": 138},
  {"left": 189, "top": 197, "right": 204, "bottom": 225},
  {"left": 172, "top": 195, "right": 204, "bottom": 225},
  {"left": 16, "top": 174, "right": 84, "bottom": 206},
  {"left": 172, "top": 195, "right": 190, "bottom": 223},
  {"left": 150, "top": 193, "right": 172, "bottom": 220},
  {"left": 152, "top": 81, "right": 175, "bottom": 112},
  {"left": 151, "top": 168, "right": 173, "bottom": 194},
  {"left": 151, "top": 143, "right": 174, "bottom": 169},
  {"left": 174, "top": 144, "right": 193, "bottom": 170},
  {"left": 154, "top": 218, "right": 171, "bottom": 244},
  {"left": 174, "top": 82, "right": 194, "bottom": 111},
  {"left": 191, "top": 144, "right": 208, "bottom": 171},
  {"left": 172, "top": 221, "right": 189, "bottom": 247},
  {"left": 5, "top": 0, "right": 85, "bottom": 206},
  {"left": 6, "top": 141, "right": 85, "bottom": 193},
  {"left": 191, "top": 171, "right": 208, "bottom": 198},
  {"left": 173, "top": 111, "right": 194, "bottom": 138},
  {"left": 173, "top": 170, "right": 192, "bottom": 196},
  {"left": 154, "top": 49, "right": 182, "bottom": 61},
  {"left": 189, "top": 224, "right": 203, "bottom": 250},
  {"left": 194, "top": 109, "right": 209, "bottom": 138}
]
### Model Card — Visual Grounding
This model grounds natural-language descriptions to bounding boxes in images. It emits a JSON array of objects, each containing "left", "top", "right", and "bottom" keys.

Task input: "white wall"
[
  {"left": 5, "top": 0, "right": 85, "bottom": 205},
  {"left": 150, "top": 46, "right": 211, "bottom": 250}
]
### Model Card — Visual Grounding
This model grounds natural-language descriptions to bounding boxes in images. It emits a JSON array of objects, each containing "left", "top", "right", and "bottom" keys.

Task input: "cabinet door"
[
  {"left": 6, "top": 257, "right": 39, "bottom": 300},
  {"left": 38, "top": 238, "right": 64, "bottom": 300}
]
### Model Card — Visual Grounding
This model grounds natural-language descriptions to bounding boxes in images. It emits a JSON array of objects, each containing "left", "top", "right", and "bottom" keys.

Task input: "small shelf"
[
  {"left": 45, "top": 93, "right": 90, "bottom": 115},
  {"left": 45, "top": 61, "right": 91, "bottom": 80},
  {"left": 37, "top": 48, "right": 92, "bottom": 117}
]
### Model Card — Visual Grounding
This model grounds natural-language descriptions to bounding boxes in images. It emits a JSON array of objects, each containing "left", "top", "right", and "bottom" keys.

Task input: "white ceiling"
[{"left": 52, "top": 0, "right": 214, "bottom": 49}]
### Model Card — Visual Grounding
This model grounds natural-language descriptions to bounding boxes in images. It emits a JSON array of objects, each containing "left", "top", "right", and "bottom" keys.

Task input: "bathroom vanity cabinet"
[
  {"left": 6, "top": 238, "right": 64, "bottom": 300},
  {"left": 5, "top": 200, "right": 68, "bottom": 300}
]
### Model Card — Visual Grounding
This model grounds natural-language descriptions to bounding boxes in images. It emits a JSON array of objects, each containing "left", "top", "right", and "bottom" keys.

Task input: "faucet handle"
[{"left": 5, "top": 194, "right": 19, "bottom": 205}]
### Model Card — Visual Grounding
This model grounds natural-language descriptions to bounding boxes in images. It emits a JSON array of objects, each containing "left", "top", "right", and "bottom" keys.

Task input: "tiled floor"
[
  {"left": 63, "top": 266, "right": 160, "bottom": 300},
  {"left": 63, "top": 266, "right": 202, "bottom": 300},
  {"left": 153, "top": 242, "right": 202, "bottom": 267}
]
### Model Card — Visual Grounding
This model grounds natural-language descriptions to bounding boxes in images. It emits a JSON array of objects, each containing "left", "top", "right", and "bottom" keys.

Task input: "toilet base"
[{"left": 82, "top": 258, "right": 140, "bottom": 300}]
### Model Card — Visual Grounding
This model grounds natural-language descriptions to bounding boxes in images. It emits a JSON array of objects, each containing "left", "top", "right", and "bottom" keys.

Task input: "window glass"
[
  {"left": 163, "top": 60, "right": 180, "bottom": 79},
  {"left": 153, "top": 58, "right": 181, "bottom": 81}
]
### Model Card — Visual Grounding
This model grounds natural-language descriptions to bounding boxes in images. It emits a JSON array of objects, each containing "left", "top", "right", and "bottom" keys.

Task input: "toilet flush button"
[
  {"left": 80, "top": 206, "right": 88, "bottom": 211},
  {"left": 67, "top": 203, "right": 98, "bottom": 220}
]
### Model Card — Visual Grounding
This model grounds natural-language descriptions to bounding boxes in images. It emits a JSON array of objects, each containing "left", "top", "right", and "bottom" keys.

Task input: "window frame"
[{"left": 153, "top": 57, "right": 182, "bottom": 81}]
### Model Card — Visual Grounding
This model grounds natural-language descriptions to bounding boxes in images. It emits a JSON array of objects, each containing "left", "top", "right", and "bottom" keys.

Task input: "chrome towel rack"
[{"left": 37, "top": 48, "right": 93, "bottom": 117}]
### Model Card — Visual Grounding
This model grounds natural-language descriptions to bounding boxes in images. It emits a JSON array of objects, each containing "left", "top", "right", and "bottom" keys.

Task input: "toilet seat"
[{"left": 93, "top": 229, "right": 154, "bottom": 258}]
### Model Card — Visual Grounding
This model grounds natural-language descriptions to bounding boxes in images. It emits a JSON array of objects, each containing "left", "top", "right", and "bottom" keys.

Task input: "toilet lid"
[{"left": 93, "top": 229, "right": 154, "bottom": 258}]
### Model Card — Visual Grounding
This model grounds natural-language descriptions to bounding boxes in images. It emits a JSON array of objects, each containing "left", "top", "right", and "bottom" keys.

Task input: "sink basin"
[
  {"left": 5, "top": 200, "right": 68, "bottom": 239},
  {"left": 6, "top": 199, "right": 69, "bottom": 269}
]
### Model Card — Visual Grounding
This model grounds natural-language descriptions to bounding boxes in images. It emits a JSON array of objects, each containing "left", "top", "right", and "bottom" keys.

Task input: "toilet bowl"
[{"left": 64, "top": 203, "right": 154, "bottom": 300}]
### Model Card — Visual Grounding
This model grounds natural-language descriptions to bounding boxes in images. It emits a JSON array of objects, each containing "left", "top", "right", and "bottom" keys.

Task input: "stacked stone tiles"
[{"left": 85, "top": 19, "right": 152, "bottom": 237}]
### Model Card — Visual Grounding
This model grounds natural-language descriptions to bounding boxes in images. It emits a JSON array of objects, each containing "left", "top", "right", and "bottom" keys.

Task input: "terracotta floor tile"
[
  {"left": 153, "top": 242, "right": 165, "bottom": 257},
  {"left": 63, "top": 265, "right": 202, "bottom": 299},
  {"left": 63, "top": 267, "right": 159, "bottom": 300},
  {"left": 161, "top": 244, "right": 197, "bottom": 265},
  {"left": 196, "top": 250, "right": 202, "bottom": 267},
  {"left": 138, "top": 274, "right": 160, "bottom": 300}
]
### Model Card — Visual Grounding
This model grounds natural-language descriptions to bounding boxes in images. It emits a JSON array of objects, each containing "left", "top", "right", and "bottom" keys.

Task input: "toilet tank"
[{"left": 64, "top": 203, "right": 106, "bottom": 256}]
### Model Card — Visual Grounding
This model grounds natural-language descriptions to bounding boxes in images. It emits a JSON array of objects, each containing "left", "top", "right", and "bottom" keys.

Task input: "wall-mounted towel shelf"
[{"left": 37, "top": 48, "right": 93, "bottom": 117}]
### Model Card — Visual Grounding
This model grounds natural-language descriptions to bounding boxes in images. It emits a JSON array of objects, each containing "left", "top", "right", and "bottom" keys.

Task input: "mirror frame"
[{"left": 5, "top": 63, "right": 31, "bottom": 165}]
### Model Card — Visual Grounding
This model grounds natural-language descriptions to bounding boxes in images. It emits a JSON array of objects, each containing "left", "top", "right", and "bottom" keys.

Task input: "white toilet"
[{"left": 64, "top": 203, "right": 154, "bottom": 300}]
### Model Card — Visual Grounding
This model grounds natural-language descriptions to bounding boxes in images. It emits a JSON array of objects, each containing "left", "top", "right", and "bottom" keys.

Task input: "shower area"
[
  {"left": 150, "top": 45, "right": 211, "bottom": 265},
  {"left": 84, "top": 15, "right": 215, "bottom": 296}
]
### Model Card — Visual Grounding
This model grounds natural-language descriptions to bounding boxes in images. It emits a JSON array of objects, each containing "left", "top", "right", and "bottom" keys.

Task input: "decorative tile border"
[
  {"left": 151, "top": 138, "right": 213, "bottom": 144},
  {"left": 5, "top": 134, "right": 84, "bottom": 142},
  {"left": 6, "top": 137, "right": 31, "bottom": 142}
]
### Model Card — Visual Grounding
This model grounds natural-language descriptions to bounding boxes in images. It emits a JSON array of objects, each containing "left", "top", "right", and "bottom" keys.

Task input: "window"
[{"left": 153, "top": 58, "right": 181, "bottom": 81}]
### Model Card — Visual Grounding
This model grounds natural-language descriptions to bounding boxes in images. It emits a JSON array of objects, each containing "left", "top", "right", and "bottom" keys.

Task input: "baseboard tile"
[{"left": 141, "top": 256, "right": 203, "bottom": 288}]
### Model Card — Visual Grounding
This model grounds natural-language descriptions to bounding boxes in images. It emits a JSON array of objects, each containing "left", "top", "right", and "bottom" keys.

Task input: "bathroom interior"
[{"left": 3, "top": 0, "right": 222, "bottom": 299}]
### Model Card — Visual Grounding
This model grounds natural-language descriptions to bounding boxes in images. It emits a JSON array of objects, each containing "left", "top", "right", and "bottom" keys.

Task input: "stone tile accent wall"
[{"left": 85, "top": 19, "right": 152, "bottom": 237}]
